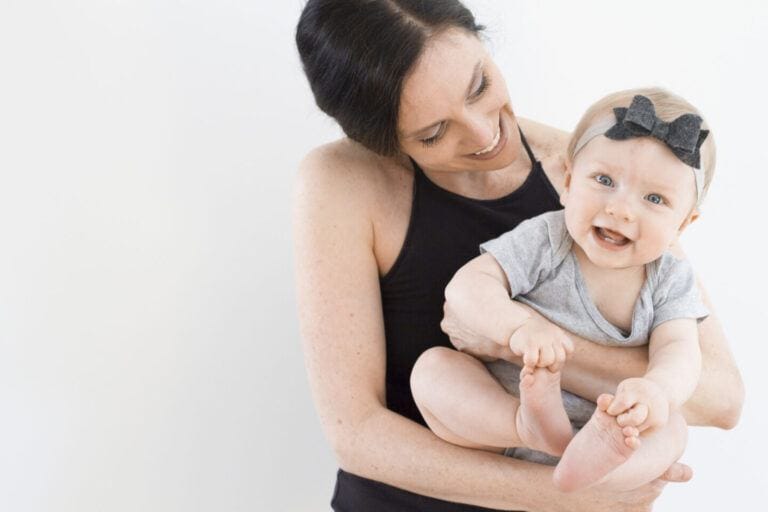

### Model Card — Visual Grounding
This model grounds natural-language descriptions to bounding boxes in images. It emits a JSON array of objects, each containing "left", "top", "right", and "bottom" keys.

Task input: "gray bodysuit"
[{"left": 478, "top": 209, "right": 708, "bottom": 464}]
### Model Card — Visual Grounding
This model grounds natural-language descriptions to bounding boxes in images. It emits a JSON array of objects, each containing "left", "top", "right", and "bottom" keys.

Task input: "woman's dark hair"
[{"left": 296, "top": 0, "right": 484, "bottom": 156}]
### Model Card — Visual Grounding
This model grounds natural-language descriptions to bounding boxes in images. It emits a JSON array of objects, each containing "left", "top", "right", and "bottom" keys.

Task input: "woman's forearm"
[
  {"left": 678, "top": 309, "right": 744, "bottom": 428},
  {"left": 335, "top": 404, "right": 639, "bottom": 512},
  {"left": 558, "top": 312, "right": 743, "bottom": 428},
  {"left": 335, "top": 405, "right": 547, "bottom": 510},
  {"left": 443, "top": 262, "right": 744, "bottom": 429}
]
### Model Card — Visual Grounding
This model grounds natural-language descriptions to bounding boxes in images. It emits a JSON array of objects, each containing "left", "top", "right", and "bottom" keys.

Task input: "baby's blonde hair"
[{"left": 567, "top": 87, "right": 716, "bottom": 201}]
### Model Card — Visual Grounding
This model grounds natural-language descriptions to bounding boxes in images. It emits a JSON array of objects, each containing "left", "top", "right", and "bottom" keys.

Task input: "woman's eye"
[
  {"left": 595, "top": 174, "right": 613, "bottom": 187},
  {"left": 420, "top": 125, "right": 444, "bottom": 147},
  {"left": 645, "top": 193, "right": 665, "bottom": 205},
  {"left": 470, "top": 73, "right": 491, "bottom": 100}
]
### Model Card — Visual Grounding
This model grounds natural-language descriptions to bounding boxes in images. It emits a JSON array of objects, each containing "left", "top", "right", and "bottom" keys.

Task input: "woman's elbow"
[
  {"left": 697, "top": 373, "right": 745, "bottom": 430},
  {"left": 717, "top": 376, "right": 745, "bottom": 430},
  {"left": 323, "top": 406, "right": 381, "bottom": 472}
]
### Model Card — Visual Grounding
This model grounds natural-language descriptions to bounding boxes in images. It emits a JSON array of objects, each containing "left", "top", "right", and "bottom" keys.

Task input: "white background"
[{"left": 0, "top": 1, "right": 766, "bottom": 511}]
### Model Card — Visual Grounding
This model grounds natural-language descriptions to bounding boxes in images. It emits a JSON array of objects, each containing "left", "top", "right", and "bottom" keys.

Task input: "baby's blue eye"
[
  {"left": 645, "top": 193, "right": 665, "bottom": 205},
  {"left": 595, "top": 174, "right": 613, "bottom": 187}
]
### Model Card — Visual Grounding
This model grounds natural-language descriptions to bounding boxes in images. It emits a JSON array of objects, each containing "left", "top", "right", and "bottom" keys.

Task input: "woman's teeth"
[{"left": 474, "top": 128, "right": 501, "bottom": 155}]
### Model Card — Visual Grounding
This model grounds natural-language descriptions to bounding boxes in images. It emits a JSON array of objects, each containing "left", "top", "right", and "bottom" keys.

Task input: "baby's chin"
[{"left": 586, "top": 248, "right": 663, "bottom": 270}]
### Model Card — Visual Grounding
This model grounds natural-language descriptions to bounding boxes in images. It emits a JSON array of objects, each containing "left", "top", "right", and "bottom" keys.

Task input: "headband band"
[{"left": 572, "top": 95, "right": 707, "bottom": 206}]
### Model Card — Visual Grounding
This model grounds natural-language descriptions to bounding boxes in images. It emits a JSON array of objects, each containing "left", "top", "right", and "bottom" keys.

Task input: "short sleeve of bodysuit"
[
  {"left": 651, "top": 253, "right": 709, "bottom": 329},
  {"left": 479, "top": 211, "right": 562, "bottom": 297}
]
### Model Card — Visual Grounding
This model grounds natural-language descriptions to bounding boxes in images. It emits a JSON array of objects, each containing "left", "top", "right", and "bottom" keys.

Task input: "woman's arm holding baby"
[
  {"left": 443, "top": 254, "right": 744, "bottom": 430},
  {"left": 605, "top": 320, "right": 701, "bottom": 432},
  {"left": 678, "top": 281, "right": 744, "bottom": 428}
]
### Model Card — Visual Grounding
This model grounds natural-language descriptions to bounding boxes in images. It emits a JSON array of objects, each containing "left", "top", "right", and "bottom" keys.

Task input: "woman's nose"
[
  {"left": 605, "top": 198, "right": 636, "bottom": 223},
  {"left": 464, "top": 113, "right": 496, "bottom": 150}
]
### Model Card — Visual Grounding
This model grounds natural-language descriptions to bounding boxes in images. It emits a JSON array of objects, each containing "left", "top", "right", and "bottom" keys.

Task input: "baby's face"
[{"left": 561, "top": 136, "right": 698, "bottom": 269}]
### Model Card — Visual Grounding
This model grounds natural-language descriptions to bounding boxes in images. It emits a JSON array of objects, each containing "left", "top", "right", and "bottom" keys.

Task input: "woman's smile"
[{"left": 466, "top": 116, "right": 506, "bottom": 160}]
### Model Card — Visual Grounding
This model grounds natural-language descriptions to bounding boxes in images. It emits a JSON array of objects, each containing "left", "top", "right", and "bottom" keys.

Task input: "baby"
[{"left": 411, "top": 88, "right": 714, "bottom": 492}]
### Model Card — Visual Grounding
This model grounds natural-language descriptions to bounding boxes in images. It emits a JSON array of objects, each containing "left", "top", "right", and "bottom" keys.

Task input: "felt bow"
[{"left": 605, "top": 95, "right": 709, "bottom": 168}]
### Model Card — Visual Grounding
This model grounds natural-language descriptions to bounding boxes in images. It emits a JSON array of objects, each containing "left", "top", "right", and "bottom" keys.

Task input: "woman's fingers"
[{"left": 657, "top": 462, "right": 693, "bottom": 483}]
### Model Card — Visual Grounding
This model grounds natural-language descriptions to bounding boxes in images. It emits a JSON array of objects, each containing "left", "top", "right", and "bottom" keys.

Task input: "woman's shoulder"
[
  {"left": 298, "top": 138, "right": 411, "bottom": 196},
  {"left": 296, "top": 138, "right": 413, "bottom": 229},
  {"left": 296, "top": 138, "right": 414, "bottom": 274},
  {"left": 517, "top": 117, "right": 569, "bottom": 194}
]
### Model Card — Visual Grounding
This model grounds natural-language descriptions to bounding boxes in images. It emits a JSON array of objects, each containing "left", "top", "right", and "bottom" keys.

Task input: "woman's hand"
[
  {"left": 441, "top": 298, "right": 517, "bottom": 362},
  {"left": 542, "top": 461, "right": 692, "bottom": 512}
]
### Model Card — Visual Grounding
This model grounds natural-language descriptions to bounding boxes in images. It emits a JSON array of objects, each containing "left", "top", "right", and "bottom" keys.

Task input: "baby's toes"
[
  {"left": 596, "top": 394, "right": 614, "bottom": 412},
  {"left": 622, "top": 426, "right": 641, "bottom": 450}
]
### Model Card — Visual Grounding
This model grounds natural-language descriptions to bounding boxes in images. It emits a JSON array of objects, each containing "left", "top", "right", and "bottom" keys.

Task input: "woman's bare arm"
[
  {"left": 443, "top": 251, "right": 744, "bottom": 429},
  {"left": 294, "top": 145, "right": 684, "bottom": 511}
]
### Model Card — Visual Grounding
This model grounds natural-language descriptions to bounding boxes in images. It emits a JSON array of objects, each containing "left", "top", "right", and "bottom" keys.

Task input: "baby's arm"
[
  {"left": 607, "top": 319, "right": 701, "bottom": 431},
  {"left": 443, "top": 253, "right": 528, "bottom": 348},
  {"left": 645, "top": 319, "right": 702, "bottom": 409},
  {"left": 445, "top": 253, "right": 573, "bottom": 371}
]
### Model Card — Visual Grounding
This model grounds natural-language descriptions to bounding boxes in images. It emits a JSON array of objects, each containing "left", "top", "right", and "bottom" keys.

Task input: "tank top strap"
[{"left": 518, "top": 126, "right": 538, "bottom": 165}]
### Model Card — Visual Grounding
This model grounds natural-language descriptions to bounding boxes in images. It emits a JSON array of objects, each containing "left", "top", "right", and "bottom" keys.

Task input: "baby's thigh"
[
  {"left": 411, "top": 347, "right": 498, "bottom": 397},
  {"left": 411, "top": 348, "right": 523, "bottom": 410}
]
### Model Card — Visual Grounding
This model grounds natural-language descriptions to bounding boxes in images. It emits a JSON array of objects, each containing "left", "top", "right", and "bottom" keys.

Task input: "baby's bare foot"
[
  {"left": 515, "top": 367, "right": 573, "bottom": 457},
  {"left": 552, "top": 394, "right": 640, "bottom": 492}
]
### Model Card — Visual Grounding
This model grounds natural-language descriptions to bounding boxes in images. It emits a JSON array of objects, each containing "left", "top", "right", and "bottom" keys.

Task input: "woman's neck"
[{"left": 415, "top": 139, "right": 533, "bottom": 200}]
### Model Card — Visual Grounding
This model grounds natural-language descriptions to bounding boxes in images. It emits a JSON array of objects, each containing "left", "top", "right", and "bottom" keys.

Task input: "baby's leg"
[
  {"left": 594, "top": 411, "right": 688, "bottom": 492},
  {"left": 553, "top": 395, "right": 688, "bottom": 493},
  {"left": 411, "top": 347, "right": 523, "bottom": 450},
  {"left": 410, "top": 347, "right": 571, "bottom": 455},
  {"left": 553, "top": 394, "right": 640, "bottom": 492},
  {"left": 516, "top": 365, "right": 574, "bottom": 456}
]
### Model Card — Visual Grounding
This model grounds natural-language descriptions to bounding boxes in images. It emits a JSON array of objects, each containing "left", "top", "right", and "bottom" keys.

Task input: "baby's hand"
[
  {"left": 508, "top": 316, "right": 574, "bottom": 373},
  {"left": 606, "top": 377, "right": 670, "bottom": 432}
]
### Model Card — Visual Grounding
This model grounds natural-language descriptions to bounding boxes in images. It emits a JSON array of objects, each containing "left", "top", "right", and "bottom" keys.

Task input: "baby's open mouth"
[{"left": 594, "top": 226, "right": 630, "bottom": 246}]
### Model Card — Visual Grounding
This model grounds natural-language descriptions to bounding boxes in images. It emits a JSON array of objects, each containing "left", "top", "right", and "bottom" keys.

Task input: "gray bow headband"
[{"left": 572, "top": 94, "right": 708, "bottom": 205}]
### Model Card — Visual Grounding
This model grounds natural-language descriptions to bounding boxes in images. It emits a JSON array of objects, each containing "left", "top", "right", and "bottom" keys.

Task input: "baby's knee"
[
  {"left": 411, "top": 347, "right": 455, "bottom": 391},
  {"left": 411, "top": 347, "right": 469, "bottom": 404}
]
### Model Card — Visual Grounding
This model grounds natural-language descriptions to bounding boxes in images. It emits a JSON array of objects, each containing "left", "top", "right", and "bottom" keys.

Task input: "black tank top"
[{"left": 332, "top": 132, "right": 563, "bottom": 512}]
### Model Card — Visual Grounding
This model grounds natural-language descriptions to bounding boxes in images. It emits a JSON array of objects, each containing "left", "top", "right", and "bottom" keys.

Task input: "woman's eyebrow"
[{"left": 404, "top": 60, "right": 483, "bottom": 139}]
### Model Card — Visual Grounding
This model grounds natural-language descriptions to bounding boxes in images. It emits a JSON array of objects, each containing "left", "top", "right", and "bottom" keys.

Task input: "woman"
[{"left": 293, "top": 1, "right": 744, "bottom": 511}]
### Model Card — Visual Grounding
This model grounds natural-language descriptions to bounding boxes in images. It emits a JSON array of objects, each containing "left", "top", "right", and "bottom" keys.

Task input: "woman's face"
[{"left": 397, "top": 28, "right": 522, "bottom": 173}]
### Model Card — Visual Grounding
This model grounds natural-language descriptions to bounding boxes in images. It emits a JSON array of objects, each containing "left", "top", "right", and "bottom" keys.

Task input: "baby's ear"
[
  {"left": 678, "top": 208, "right": 700, "bottom": 233},
  {"left": 560, "top": 161, "right": 573, "bottom": 207}
]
